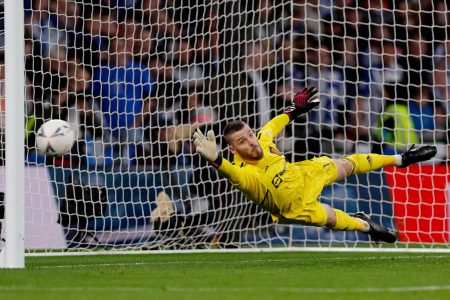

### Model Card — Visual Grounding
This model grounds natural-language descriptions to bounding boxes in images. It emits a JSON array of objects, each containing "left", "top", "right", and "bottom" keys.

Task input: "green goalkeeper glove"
[
  {"left": 284, "top": 87, "right": 320, "bottom": 121},
  {"left": 193, "top": 129, "right": 223, "bottom": 167}
]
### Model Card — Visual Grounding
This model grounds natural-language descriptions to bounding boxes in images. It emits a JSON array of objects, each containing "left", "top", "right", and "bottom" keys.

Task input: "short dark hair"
[{"left": 223, "top": 120, "right": 247, "bottom": 144}]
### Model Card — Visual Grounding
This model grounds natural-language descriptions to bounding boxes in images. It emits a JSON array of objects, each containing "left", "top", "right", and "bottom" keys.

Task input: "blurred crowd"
[
  {"left": 285, "top": 0, "right": 450, "bottom": 160},
  {"left": 0, "top": 0, "right": 448, "bottom": 220},
  {"left": 0, "top": 0, "right": 446, "bottom": 163}
]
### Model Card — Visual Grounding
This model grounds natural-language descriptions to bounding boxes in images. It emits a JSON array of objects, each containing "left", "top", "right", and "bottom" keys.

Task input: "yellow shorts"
[{"left": 276, "top": 156, "right": 338, "bottom": 226}]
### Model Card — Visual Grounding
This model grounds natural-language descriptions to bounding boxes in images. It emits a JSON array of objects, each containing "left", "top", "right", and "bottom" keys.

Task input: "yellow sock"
[
  {"left": 343, "top": 153, "right": 399, "bottom": 175},
  {"left": 331, "top": 209, "right": 366, "bottom": 231}
]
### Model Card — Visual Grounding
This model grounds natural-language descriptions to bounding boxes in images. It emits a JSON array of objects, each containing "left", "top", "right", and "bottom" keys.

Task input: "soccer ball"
[{"left": 36, "top": 119, "right": 75, "bottom": 156}]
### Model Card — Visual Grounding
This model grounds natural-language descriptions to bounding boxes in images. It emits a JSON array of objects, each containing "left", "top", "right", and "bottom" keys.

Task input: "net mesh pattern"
[{"left": 0, "top": 0, "right": 447, "bottom": 252}]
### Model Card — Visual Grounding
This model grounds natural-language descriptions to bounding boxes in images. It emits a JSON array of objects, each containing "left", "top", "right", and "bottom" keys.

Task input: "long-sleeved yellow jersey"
[{"left": 217, "top": 114, "right": 338, "bottom": 224}]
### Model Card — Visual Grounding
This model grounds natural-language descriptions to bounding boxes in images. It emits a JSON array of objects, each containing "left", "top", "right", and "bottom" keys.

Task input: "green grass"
[{"left": 1, "top": 252, "right": 450, "bottom": 300}]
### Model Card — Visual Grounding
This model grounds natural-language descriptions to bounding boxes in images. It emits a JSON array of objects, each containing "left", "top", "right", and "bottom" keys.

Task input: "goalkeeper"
[{"left": 192, "top": 87, "right": 437, "bottom": 243}]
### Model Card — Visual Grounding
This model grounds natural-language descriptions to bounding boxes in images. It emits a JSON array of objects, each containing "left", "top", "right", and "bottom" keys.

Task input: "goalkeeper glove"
[
  {"left": 284, "top": 87, "right": 320, "bottom": 121},
  {"left": 193, "top": 129, "right": 223, "bottom": 167}
]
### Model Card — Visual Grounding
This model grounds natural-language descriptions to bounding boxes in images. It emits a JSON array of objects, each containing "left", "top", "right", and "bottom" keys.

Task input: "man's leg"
[
  {"left": 322, "top": 203, "right": 397, "bottom": 243},
  {"left": 277, "top": 201, "right": 397, "bottom": 243},
  {"left": 334, "top": 153, "right": 401, "bottom": 180},
  {"left": 334, "top": 145, "right": 437, "bottom": 180},
  {"left": 322, "top": 203, "right": 369, "bottom": 232}
]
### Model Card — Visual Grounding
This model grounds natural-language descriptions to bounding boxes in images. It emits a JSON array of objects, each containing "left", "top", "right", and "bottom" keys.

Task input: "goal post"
[
  {"left": 0, "top": 0, "right": 25, "bottom": 268},
  {"left": 1, "top": 1, "right": 450, "bottom": 265}
]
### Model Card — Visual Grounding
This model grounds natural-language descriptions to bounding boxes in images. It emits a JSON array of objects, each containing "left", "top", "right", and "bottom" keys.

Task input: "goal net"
[{"left": 1, "top": 0, "right": 449, "bottom": 257}]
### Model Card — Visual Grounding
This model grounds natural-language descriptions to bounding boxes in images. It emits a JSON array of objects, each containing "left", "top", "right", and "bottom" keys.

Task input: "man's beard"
[{"left": 241, "top": 146, "right": 264, "bottom": 161}]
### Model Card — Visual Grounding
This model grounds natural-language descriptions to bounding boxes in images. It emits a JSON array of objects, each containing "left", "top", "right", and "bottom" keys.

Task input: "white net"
[{"left": 2, "top": 0, "right": 448, "bottom": 253}]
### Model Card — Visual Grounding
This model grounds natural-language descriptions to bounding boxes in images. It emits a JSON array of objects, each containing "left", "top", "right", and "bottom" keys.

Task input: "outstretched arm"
[
  {"left": 259, "top": 87, "right": 320, "bottom": 140},
  {"left": 258, "top": 114, "right": 290, "bottom": 140}
]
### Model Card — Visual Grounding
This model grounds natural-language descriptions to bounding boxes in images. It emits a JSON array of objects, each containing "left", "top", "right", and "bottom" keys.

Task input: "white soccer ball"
[{"left": 36, "top": 119, "right": 76, "bottom": 156}]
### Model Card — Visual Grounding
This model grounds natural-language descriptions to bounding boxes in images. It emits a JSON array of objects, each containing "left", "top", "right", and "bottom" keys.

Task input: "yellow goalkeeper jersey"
[{"left": 217, "top": 114, "right": 338, "bottom": 224}]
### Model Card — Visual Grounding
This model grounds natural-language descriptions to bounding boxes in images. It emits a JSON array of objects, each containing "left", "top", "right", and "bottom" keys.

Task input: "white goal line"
[
  {"left": 29, "top": 255, "right": 450, "bottom": 269},
  {"left": 1, "top": 285, "right": 450, "bottom": 294},
  {"left": 26, "top": 246, "right": 450, "bottom": 257}
]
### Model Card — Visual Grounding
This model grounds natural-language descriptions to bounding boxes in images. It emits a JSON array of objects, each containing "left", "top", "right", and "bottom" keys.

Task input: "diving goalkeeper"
[{"left": 192, "top": 87, "right": 437, "bottom": 243}]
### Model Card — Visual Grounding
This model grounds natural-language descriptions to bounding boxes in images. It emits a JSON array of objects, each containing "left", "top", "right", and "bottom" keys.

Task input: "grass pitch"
[{"left": 1, "top": 251, "right": 450, "bottom": 300}]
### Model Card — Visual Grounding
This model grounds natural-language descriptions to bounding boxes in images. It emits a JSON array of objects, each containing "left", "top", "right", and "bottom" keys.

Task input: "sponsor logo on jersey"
[{"left": 272, "top": 174, "right": 283, "bottom": 188}]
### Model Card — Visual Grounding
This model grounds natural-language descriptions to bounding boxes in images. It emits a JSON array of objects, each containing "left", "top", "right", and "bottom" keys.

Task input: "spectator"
[
  {"left": 433, "top": 39, "right": 450, "bottom": 110},
  {"left": 304, "top": 44, "right": 346, "bottom": 155},
  {"left": 25, "top": 41, "right": 65, "bottom": 116},
  {"left": 275, "top": 34, "right": 306, "bottom": 104},
  {"left": 52, "top": 51, "right": 110, "bottom": 168},
  {"left": 422, "top": 0, "right": 448, "bottom": 44},
  {"left": 171, "top": 38, "right": 206, "bottom": 93},
  {"left": 374, "top": 97, "right": 418, "bottom": 156},
  {"left": 91, "top": 37, "right": 156, "bottom": 165},
  {"left": 237, "top": 42, "right": 279, "bottom": 130},
  {"left": 156, "top": 88, "right": 218, "bottom": 212},
  {"left": 131, "top": 24, "right": 154, "bottom": 65},
  {"left": 251, "top": 0, "right": 287, "bottom": 51},
  {"left": 399, "top": 29, "right": 433, "bottom": 90},
  {"left": 375, "top": 85, "right": 447, "bottom": 158},
  {"left": 291, "top": 0, "right": 326, "bottom": 38},
  {"left": 359, "top": 23, "right": 392, "bottom": 70},
  {"left": 138, "top": 0, "right": 182, "bottom": 42},
  {"left": 25, "top": 0, "right": 79, "bottom": 60},
  {"left": 374, "top": 111, "right": 414, "bottom": 155},
  {"left": 148, "top": 54, "right": 182, "bottom": 110},
  {"left": 346, "top": 93, "right": 372, "bottom": 153},
  {"left": 409, "top": 87, "right": 441, "bottom": 144},
  {"left": 363, "top": 0, "right": 394, "bottom": 26},
  {"left": 360, "top": 40, "right": 408, "bottom": 139},
  {"left": 75, "top": 4, "right": 118, "bottom": 68},
  {"left": 339, "top": 37, "right": 372, "bottom": 153},
  {"left": 53, "top": 52, "right": 92, "bottom": 111},
  {"left": 393, "top": 0, "right": 421, "bottom": 49},
  {"left": 173, "top": 88, "right": 217, "bottom": 126},
  {"left": 338, "top": 38, "right": 361, "bottom": 102},
  {"left": 324, "top": 2, "right": 369, "bottom": 60},
  {"left": 194, "top": 32, "right": 221, "bottom": 79}
]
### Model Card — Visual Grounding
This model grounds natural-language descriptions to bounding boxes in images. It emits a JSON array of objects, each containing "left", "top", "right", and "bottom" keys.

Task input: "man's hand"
[
  {"left": 193, "top": 129, "right": 218, "bottom": 162},
  {"left": 284, "top": 87, "right": 320, "bottom": 121}
]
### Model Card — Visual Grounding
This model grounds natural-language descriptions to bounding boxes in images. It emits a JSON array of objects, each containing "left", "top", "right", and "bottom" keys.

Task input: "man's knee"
[
  {"left": 334, "top": 158, "right": 353, "bottom": 180},
  {"left": 322, "top": 203, "right": 336, "bottom": 227}
]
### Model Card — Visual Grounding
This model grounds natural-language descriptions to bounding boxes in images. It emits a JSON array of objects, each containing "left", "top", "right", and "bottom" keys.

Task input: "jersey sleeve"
[
  {"left": 217, "top": 158, "right": 261, "bottom": 192},
  {"left": 217, "top": 157, "right": 276, "bottom": 216},
  {"left": 257, "top": 114, "right": 290, "bottom": 142}
]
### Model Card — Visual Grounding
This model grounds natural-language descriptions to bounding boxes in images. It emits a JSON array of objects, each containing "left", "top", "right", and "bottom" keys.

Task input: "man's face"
[{"left": 228, "top": 124, "right": 264, "bottom": 161}]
